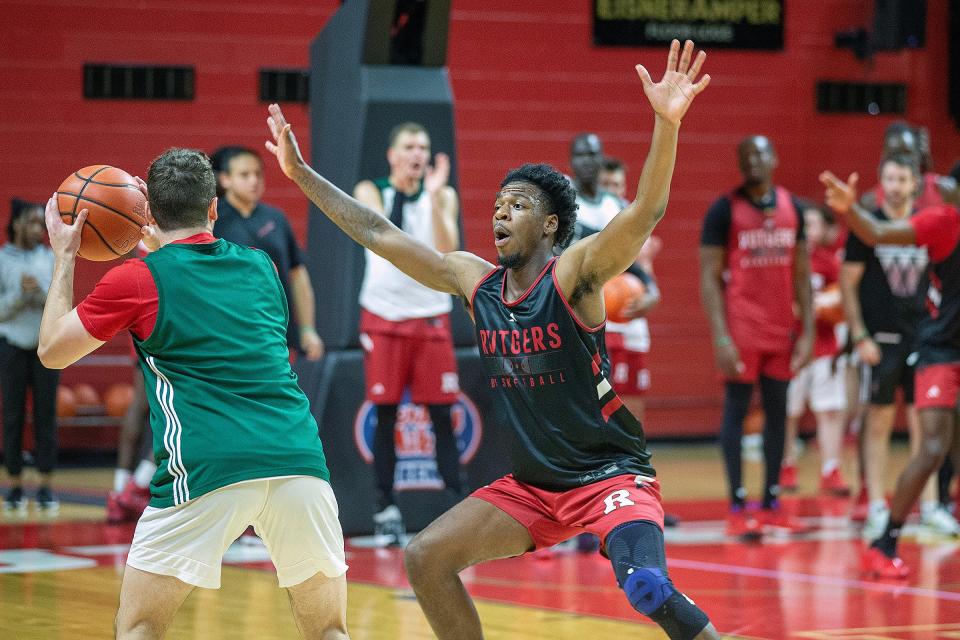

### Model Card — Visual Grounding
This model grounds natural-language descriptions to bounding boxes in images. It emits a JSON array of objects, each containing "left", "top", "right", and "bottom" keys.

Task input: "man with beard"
[
  {"left": 822, "top": 168, "right": 960, "bottom": 578},
  {"left": 840, "top": 153, "right": 959, "bottom": 539}
]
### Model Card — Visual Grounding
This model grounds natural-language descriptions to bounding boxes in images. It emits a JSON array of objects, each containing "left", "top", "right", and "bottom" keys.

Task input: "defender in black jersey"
[
  {"left": 268, "top": 40, "right": 718, "bottom": 640},
  {"left": 823, "top": 171, "right": 960, "bottom": 580}
]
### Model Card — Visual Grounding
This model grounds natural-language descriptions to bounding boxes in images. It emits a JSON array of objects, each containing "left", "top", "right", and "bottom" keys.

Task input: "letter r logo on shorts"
[{"left": 603, "top": 489, "right": 636, "bottom": 514}]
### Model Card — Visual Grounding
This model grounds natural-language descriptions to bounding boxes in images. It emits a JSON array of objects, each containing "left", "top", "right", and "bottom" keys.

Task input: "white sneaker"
[
  {"left": 862, "top": 505, "right": 889, "bottom": 540},
  {"left": 920, "top": 505, "right": 960, "bottom": 536},
  {"left": 372, "top": 505, "right": 405, "bottom": 547}
]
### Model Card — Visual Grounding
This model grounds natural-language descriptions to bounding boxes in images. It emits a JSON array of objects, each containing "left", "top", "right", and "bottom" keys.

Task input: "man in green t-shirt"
[{"left": 37, "top": 149, "right": 347, "bottom": 639}]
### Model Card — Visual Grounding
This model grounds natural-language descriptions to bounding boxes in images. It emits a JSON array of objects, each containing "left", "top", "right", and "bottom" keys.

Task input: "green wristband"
[{"left": 715, "top": 335, "right": 732, "bottom": 348}]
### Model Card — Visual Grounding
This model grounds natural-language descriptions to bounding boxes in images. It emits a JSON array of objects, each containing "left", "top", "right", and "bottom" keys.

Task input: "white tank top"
[
  {"left": 358, "top": 179, "right": 453, "bottom": 320},
  {"left": 574, "top": 190, "right": 650, "bottom": 351}
]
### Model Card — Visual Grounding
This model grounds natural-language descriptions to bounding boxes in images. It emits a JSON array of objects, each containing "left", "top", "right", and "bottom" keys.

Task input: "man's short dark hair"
[
  {"left": 602, "top": 157, "right": 625, "bottom": 173},
  {"left": 879, "top": 152, "right": 920, "bottom": 178},
  {"left": 210, "top": 146, "right": 261, "bottom": 175},
  {"left": 146, "top": 148, "right": 217, "bottom": 231},
  {"left": 7, "top": 197, "right": 40, "bottom": 240},
  {"left": 388, "top": 122, "right": 429, "bottom": 148},
  {"left": 500, "top": 164, "right": 578, "bottom": 249}
]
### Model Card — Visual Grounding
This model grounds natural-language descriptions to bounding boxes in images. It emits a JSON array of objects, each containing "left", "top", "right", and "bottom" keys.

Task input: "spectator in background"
[
  {"left": 211, "top": 146, "right": 324, "bottom": 362},
  {"left": 780, "top": 203, "right": 849, "bottom": 496},
  {"left": 840, "top": 153, "right": 959, "bottom": 538},
  {"left": 0, "top": 199, "right": 58, "bottom": 515},
  {"left": 352, "top": 123, "right": 463, "bottom": 546},
  {"left": 699, "top": 135, "right": 814, "bottom": 539},
  {"left": 599, "top": 157, "right": 629, "bottom": 201}
]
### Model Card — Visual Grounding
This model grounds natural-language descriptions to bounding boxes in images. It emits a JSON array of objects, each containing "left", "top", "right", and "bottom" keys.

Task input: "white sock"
[
  {"left": 133, "top": 460, "right": 157, "bottom": 488},
  {"left": 113, "top": 469, "right": 131, "bottom": 492},
  {"left": 921, "top": 501, "right": 939, "bottom": 517},
  {"left": 869, "top": 499, "right": 888, "bottom": 514},
  {"left": 821, "top": 459, "right": 839, "bottom": 475}
]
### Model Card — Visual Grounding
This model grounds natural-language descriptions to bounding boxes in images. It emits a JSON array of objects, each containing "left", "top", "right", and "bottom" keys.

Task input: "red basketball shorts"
[
  {"left": 471, "top": 473, "right": 664, "bottom": 551},
  {"left": 359, "top": 312, "right": 459, "bottom": 405},
  {"left": 915, "top": 362, "right": 960, "bottom": 411},
  {"left": 605, "top": 333, "right": 650, "bottom": 396}
]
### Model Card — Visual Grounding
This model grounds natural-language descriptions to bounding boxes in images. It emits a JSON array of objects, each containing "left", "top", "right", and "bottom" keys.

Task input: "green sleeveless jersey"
[{"left": 134, "top": 239, "right": 329, "bottom": 508}]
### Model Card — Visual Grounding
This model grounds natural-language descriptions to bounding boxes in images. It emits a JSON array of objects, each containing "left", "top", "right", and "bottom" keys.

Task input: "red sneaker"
[
  {"left": 116, "top": 480, "right": 150, "bottom": 515},
  {"left": 105, "top": 491, "right": 128, "bottom": 524},
  {"left": 850, "top": 487, "right": 869, "bottom": 522},
  {"left": 779, "top": 465, "right": 798, "bottom": 492},
  {"left": 726, "top": 509, "right": 762, "bottom": 540},
  {"left": 760, "top": 505, "right": 814, "bottom": 534},
  {"left": 861, "top": 546, "right": 909, "bottom": 579},
  {"left": 819, "top": 468, "right": 851, "bottom": 497}
]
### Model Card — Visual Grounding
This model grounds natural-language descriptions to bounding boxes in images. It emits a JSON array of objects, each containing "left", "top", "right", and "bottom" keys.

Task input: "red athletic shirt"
[
  {"left": 809, "top": 244, "right": 841, "bottom": 357},
  {"left": 77, "top": 233, "right": 217, "bottom": 342}
]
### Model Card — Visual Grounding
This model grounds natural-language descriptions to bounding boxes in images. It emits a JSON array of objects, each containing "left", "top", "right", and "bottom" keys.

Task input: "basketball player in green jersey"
[
  {"left": 37, "top": 149, "right": 348, "bottom": 639},
  {"left": 267, "top": 41, "right": 718, "bottom": 640}
]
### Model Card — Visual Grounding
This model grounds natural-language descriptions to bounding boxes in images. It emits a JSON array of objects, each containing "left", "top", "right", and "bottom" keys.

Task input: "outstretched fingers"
[
  {"left": 677, "top": 39, "right": 694, "bottom": 75},
  {"left": 687, "top": 49, "right": 707, "bottom": 81},
  {"left": 691, "top": 73, "right": 711, "bottom": 96},
  {"left": 665, "top": 39, "right": 680, "bottom": 74},
  {"left": 635, "top": 64, "right": 653, "bottom": 89}
]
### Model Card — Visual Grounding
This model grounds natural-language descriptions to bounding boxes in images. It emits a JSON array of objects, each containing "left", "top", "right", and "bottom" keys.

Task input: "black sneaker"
[
  {"left": 372, "top": 505, "right": 405, "bottom": 547},
  {"left": 36, "top": 487, "right": 59, "bottom": 516},
  {"left": 3, "top": 487, "right": 27, "bottom": 516}
]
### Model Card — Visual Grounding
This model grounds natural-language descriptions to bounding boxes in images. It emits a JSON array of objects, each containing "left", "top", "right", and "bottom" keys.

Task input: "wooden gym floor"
[{"left": 2, "top": 442, "right": 960, "bottom": 639}]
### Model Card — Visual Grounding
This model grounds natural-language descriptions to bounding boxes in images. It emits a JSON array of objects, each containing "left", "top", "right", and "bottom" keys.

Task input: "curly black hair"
[{"left": 500, "top": 163, "right": 578, "bottom": 249}]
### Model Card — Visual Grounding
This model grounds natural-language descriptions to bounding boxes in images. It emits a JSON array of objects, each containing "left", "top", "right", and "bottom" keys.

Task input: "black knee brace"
[{"left": 606, "top": 521, "right": 711, "bottom": 640}]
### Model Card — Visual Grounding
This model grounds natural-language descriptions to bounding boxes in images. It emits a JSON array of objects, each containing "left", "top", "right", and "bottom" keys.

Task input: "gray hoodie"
[{"left": 0, "top": 243, "right": 54, "bottom": 350}]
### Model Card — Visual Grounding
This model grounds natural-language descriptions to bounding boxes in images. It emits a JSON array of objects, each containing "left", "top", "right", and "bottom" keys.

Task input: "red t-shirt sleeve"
[
  {"left": 76, "top": 260, "right": 158, "bottom": 342},
  {"left": 909, "top": 205, "right": 960, "bottom": 263}
]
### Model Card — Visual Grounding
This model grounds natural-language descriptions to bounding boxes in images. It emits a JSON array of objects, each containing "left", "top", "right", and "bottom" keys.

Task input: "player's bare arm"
[
  {"left": 821, "top": 171, "right": 916, "bottom": 246},
  {"left": 37, "top": 195, "right": 104, "bottom": 369},
  {"left": 791, "top": 239, "right": 814, "bottom": 372},
  {"left": 838, "top": 261, "right": 881, "bottom": 366},
  {"left": 424, "top": 152, "right": 460, "bottom": 253},
  {"left": 556, "top": 40, "right": 710, "bottom": 324},
  {"left": 266, "top": 103, "right": 491, "bottom": 300}
]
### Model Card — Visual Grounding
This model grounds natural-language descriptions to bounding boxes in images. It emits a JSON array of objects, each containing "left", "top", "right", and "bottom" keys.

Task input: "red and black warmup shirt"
[
  {"left": 909, "top": 205, "right": 960, "bottom": 365},
  {"left": 470, "top": 258, "right": 655, "bottom": 491},
  {"left": 844, "top": 209, "right": 928, "bottom": 342},
  {"left": 701, "top": 186, "right": 804, "bottom": 353}
]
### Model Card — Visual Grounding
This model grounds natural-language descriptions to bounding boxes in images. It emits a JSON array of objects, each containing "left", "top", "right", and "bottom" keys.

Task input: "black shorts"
[{"left": 865, "top": 336, "right": 917, "bottom": 405}]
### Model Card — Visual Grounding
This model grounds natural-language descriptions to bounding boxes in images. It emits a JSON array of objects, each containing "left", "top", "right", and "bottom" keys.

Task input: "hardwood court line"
[
  {"left": 793, "top": 622, "right": 960, "bottom": 639},
  {"left": 668, "top": 558, "right": 960, "bottom": 601}
]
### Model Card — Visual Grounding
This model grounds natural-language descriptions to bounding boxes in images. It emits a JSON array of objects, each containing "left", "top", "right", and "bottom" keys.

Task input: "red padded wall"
[{"left": 2, "top": 0, "right": 957, "bottom": 439}]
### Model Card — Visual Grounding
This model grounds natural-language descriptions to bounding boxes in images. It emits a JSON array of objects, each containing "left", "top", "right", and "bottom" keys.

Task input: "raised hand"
[
  {"left": 265, "top": 103, "right": 307, "bottom": 179},
  {"left": 636, "top": 40, "right": 710, "bottom": 124},
  {"left": 424, "top": 152, "right": 450, "bottom": 195},
  {"left": 44, "top": 194, "right": 87, "bottom": 259},
  {"left": 819, "top": 171, "right": 859, "bottom": 215}
]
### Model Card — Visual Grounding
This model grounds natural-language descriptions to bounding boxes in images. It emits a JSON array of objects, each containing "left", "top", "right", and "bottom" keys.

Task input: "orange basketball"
[
  {"left": 603, "top": 272, "right": 646, "bottom": 323},
  {"left": 56, "top": 386, "right": 77, "bottom": 418},
  {"left": 815, "top": 282, "right": 845, "bottom": 326},
  {"left": 104, "top": 383, "right": 134, "bottom": 418},
  {"left": 57, "top": 165, "right": 147, "bottom": 261},
  {"left": 73, "top": 383, "right": 100, "bottom": 408}
]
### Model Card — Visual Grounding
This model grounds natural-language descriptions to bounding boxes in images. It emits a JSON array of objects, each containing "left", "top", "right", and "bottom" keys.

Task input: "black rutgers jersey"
[{"left": 470, "top": 258, "right": 655, "bottom": 491}]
